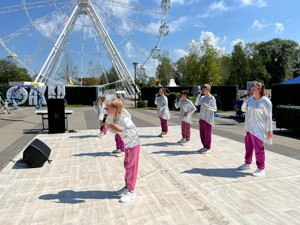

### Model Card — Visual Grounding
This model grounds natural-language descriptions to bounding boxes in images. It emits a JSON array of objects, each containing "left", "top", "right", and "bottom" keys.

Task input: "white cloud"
[
  {"left": 124, "top": 42, "right": 135, "bottom": 58},
  {"left": 173, "top": 48, "right": 188, "bottom": 59},
  {"left": 175, "top": 31, "right": 227, "bottom": 55},
  {"left": 199, "top": 31, "right": 226, "bottom": 53},
  {"left": 143, "top": 58, "right": 159, "bottom": 77},
  {"left": 209, "top": 0, "right": 229, "bottom": 12},
  {"left": 170, "top": 0, "right": 185, "bottom": 4},
  {"left": 75, "top": 16, "right": 95, "bottom": 39},
  {"left": 166, "top": 0, "right": 199, "bottom": 5},
  {"left": 94, "top": 0, "right": 131, "bottom": 17},
  {"left": 240, "top": 0, "right": 267, "bottom": 7},
  {"left": 34, "top": 14, "right": 65, "bottom": 37},
  {"left": 231, "top": 38, "right": 246, "bottom": 48},
  {"left": 168, "top": 16, "right": 189, "bottom": 33},
  {"left": 148, "top": 17, "right": 188, "bottom": 34},
  {"left": 146, "top": 17, "right": 185, "bottom": 35},
  {"left": 249, "top": 20, "right": 284, "bottom": 34},
  {"left": 146, "top": 21, "right": 162, "bottom": 35},
  {"left": 198, "top": 0, "right": 229, "bottom": 18},
  {"left": 249, "top": 19, "right": 270, "bottom": 31},
  {"left": 274, "top": 23, "right": 284, "bottom": 34}
]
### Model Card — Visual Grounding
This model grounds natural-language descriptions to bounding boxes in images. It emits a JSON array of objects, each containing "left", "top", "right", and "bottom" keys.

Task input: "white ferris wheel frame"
[{"left": 0, "top": 0, "right": 171, "bottom": 97}]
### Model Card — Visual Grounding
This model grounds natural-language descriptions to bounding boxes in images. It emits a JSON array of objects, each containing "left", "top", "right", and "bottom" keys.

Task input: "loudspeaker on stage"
[{"left": 23, "top": 138, "right": 52, "bottom": 168}]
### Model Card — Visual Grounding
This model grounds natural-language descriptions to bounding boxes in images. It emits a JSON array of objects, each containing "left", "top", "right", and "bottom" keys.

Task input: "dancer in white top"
[
  {"left": 105, "top": 98, "right": 141, "bottom": 203},
  {"left": 237, "top": 82, "right": 273, "bottom": 177},
  {"left": 195, "top": 84, "right": 217, "bottom": 154},
  {"left": 94, "top": 96, "right": 107, "bottom": 137},
  {"left": 174, "top": 90, "right": 196, "bottom": 145},
  {"left": 154, "top": 87, "right": 170, "bottom": 137}
]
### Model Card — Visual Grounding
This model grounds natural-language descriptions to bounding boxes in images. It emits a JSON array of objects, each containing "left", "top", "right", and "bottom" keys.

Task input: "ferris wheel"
[{"left": 0, "top": 0, "right": 171, "bottom": 96}]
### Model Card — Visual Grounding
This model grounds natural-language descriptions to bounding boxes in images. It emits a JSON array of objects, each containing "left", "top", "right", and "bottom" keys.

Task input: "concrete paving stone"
[{"left": 0, "top": 124, "right": 299, "bottom": 224}]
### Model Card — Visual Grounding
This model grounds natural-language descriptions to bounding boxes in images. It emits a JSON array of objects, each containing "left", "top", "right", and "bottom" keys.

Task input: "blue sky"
[
  {"left": 165, "top": 0, "right": 300, "bottom": 59},
  {"left": 0, "top": 0, "right": 300, "bottom": 78}
]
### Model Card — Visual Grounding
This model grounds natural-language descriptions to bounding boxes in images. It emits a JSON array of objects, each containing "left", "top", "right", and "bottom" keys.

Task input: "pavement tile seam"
[{"left": 0, "top": 126, "right": 299, "bottom": 224}]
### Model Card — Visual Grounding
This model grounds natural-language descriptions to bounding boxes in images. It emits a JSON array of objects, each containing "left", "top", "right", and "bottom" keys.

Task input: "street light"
[{"left": 133, "top": 62, "right": 138, "bottom": 108}]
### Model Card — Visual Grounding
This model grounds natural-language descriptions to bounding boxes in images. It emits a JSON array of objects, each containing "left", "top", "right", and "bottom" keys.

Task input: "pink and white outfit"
[
  {"left": 155, "top": 95, "right": 170, "bottom": 133},
  {"left": 195, "top": 94, "right": 217, "bottom": 150},
  {"left": 115, "top": 108, "right": 131, "bottom": 152},
  {"left": 174, "top": 99, "right": 196, "bottom": 141},
  {"left": 241, "top": 96, "right": 272, "bottom": 170},
  {"left": 110, "top": 115, "right": 140, "bottom": 192},
  {"left": 95, "top": 102, "right": 107, "bottom": 135}
]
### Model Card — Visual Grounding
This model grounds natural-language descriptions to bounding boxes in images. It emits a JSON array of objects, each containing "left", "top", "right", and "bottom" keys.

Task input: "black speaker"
[
  {"left": 23, "top": 138, "right": 51, "bottom": 167},
  {"left": 47, "top": 98, "right": 65, "bottom": 133}
]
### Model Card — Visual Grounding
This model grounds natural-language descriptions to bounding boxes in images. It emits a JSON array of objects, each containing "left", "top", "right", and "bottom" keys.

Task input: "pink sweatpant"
[
  {"left": 199, "top": 119, "right": 212, "bottom": 150},
  {"left": 244, "top": 132, "right": 265, "bottom": 170},
  {"left": 115, "top": 133, "right": 125, "bottom": 152},
  {"left": 181, "top": 121, "right": 191, "bottom": 141},
  {"left": 124, "top": 144, "right": 140, "bottom": 192},
  {"left": 160, "top": 117, "right": 168, "bottom": 133}
]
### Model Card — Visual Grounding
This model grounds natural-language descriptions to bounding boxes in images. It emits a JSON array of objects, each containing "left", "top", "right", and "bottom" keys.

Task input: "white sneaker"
[
  {"left": 199, "top": 148, "right": 211, "bottom": 154},
  {"left": 252, "top": 169, "right": 265, "bottom": 177},
  {"left": 177, "top": 138, "right": 185, "bottom": 144},
  {"left": 237, "top": 163, "right": 251, "bottom": 170},
  {"left": 197, "top": 148, "right": 205, "bottom": 153},
  {"left": 161, "top": 132, "right": 167, "bottom": 138},
  {"left": 114, "top": 151, "right": 124, "bottom": 157},
  {"left": 115, "top": 186, "right": 128, "bottom": 196},
  {"left": 112, "top": 148, "right": 122, "bottom": 154},
  {"left": 119, "top": 191, "right": 136, "bottom": 203},
  {"left": 181, "top": 140, "right": 189, "bottom": 146}
]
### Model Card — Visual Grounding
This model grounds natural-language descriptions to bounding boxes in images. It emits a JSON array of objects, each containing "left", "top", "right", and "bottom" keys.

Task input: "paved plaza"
[{"left": 0, "top": 106, "right": 299, "bottom": 225}]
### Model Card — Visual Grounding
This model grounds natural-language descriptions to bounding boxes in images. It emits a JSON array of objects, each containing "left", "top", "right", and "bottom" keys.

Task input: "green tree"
[
  {"left": 245, "top": 42, "right": 269, "bottom": 84},
  {"left": 0, "top": 59, "right": 32, "bottom": 84},
  {"left": 57, "top": 54, "right": 79, "bottom": 84},
  {"left": 175, "top": 41, "right": 201, "bottom": 86},
  {"left": 183, "top": 40, "right": 201, "bottom": 86},
  {"left": 176, "top": 56, "right": 187, "bottom": 86},
  {"left": 106, "top": 67, "right": 119, "bottom": 89},
  {"left": 219, "top": 54, "right": 231, "bottom": 84},
  {"left": 228, "top": 42, "right": 248, "bottom": 89},
  {"left": 87, "top": 60, "right": 104, "bottom": 79},
  {"left": 99, "top": 71, "right": 108, "bottom": 85},
  {"left": 199, "top": 37, "right": 222, "bottom": 85},
  {"left": 257, "top": 38, "right": 300, "bottom": 85},
  {"left": 183, "top": 54, "right": 200, "bottom": 86},
  {"left": 175, "top": 38, "right": 222, "bottom": 86},
  {"left": 156, "top": 56, "right": 174, "bottom": 86}
]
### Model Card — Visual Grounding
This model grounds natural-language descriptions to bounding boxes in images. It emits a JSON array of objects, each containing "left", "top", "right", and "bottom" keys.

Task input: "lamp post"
[{"left": 132, "top": 62, "right": 138, "bottom": 108}]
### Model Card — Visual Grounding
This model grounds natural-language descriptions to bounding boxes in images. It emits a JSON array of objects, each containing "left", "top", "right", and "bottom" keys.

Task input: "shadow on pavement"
[
  {"left": 23, "top": 129, "right": 42, "bottom": 134},
  {"left": 39, "top": 190, "right": 119, "bottom": 204},
  {"left": 11, "top": 159, "right": 52, "bottom": 169},
  {"left": 142, "top": 142, "right": 179, "bottom": 147},
  {"left": 182, "top": 168, "right": 252, "bottom": 178},
  {"left": 69, "top": 135, "right": 98, "bottom": 139},
  {"left": 151, "top": 150, "right": 197, "bottom": 156},
  {"left": 139, "top": 135, "right": 162, "bottom": 138},
  {"left": 215, "top": 123, "right": 239, "bottom": 126},
  {"left": 11, "top": 160, "right": 32, "bottom": 169},
  {"left": 73, "top": 152, "right": 112, "bottom": 157}
]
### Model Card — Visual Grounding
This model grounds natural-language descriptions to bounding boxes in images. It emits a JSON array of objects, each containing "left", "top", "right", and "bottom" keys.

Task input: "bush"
[
  {"left": 276, "top": 105, "right": 300, "bottom": 130},
  {"left": 166, "top": 92, "right": 180, "bottom": 110},
  {"left": 0, "top": 84, "right": 9, "bottom": 98},
  {"left": 189, "top": 96, "right": 196, "bottom": 104},
  {"left": 137, "top": 100, "right": 147, "bottom": 108}
]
